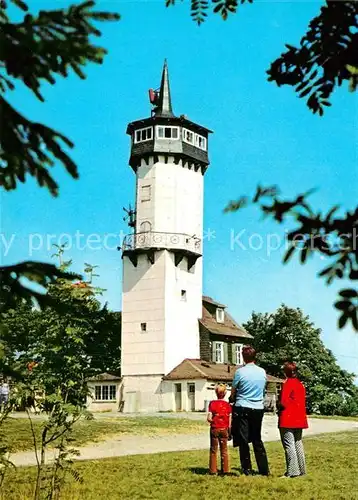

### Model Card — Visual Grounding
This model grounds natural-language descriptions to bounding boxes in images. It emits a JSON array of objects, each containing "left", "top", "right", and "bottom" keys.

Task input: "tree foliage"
[
  {"left": 0, "top": 0, "right": 119, "bottom": 194},
  {"left": 166, "top": 0, "right": 253, "bottom": 25},
  {"left": 0, "top": 263, "right": 121, "bottom": 393},
  {"left": 26, "top": 401, "right": 88, "bottom": 500},
  {"left": 0, "top": 16, "right": 120, "bottom": 490},
  {"left": 0, "top": 0, "right": 119, "bottom": 310},
  {"left": 244, "top": 305, "right": 358, "bottom": 416},
  {"left": 167, "top": 1, "right": 358, "bottom": 113},
  {"left": 225, "top": 187, "right": 358, "bottom": 331},
  {"left": 167, "top": 1, "right": 358, "bottom": 329},
  {"left": 0, "top": 403, "right": 15, "bottom": 488},
  {"left": 0, "top": 258, "right": 121, "bottom": 498},
  {"left": 0, "top": 262, "right": 81, "bottom": 314},
  {"left": 267, "top": 1, "right": 358, "bottom": 116}
]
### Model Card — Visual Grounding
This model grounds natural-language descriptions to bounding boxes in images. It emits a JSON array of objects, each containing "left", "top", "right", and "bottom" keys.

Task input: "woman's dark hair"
[{"left": 283, "top": 362, "right": 297, "bottom": 378}]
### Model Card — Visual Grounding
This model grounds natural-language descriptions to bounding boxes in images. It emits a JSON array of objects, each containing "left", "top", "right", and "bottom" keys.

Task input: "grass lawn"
[
  {"left": 1, "top": 431, "right": 358, "bottom": 500},
  {"left": 1, "top": 416, "right": 207, "bottom": 452}
]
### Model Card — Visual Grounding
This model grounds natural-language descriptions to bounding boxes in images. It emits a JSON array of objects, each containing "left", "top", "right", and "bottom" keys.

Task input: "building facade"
[
  {"left": 87, "top": 62, "right": 282, "bottom": 414},
  {"left": 86, "top": 373, "right": 123, "bottom": 412}
]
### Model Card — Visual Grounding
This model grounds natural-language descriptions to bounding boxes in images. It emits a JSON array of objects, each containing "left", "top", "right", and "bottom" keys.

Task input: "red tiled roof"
[{"left": 163, "top": 359, "right": 283, "bottom": 384}]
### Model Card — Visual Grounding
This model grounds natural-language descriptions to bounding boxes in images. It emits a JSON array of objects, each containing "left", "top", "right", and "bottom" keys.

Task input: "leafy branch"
[
  {"left": 0, "top": 262, "right": 81, "bottom": 312},
  {"left": 1, "top": 1, "right": 118, "bottom": 311},
  {"left": 0, "top": 97, "right": 77, "bottom": 195},
  {"left": 0, "top": 0, "right": 120, "bottom": 195},
  {"left": 0, "top": 401, "right": 16, "bottom": 489},
  {"left": 167, "top": 0, "right": 252, "bottom": 24},
  {"left": 225, "top": 186, "right": 358, "bottom": 330},
  {"left": 25, "top": 394, "right": 90, "bottom": 500},
  {"left": 267, "top": 2, "right": 358, "bottom": 115},
  {"left": 165, "top": 1, "right": 357, "bottom": 114}
]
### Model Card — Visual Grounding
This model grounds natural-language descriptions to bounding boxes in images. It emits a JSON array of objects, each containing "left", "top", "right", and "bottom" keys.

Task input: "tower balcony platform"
[
  {"left": 123, "top": 231, "right": 201, "bottom": 254},
  {"left": 122, "top": 231, "right": 202, "bottom": 269}
]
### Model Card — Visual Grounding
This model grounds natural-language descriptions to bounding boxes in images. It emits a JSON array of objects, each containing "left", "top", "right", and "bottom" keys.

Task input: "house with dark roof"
[
  {"left": 200, "top": 296, "right": 253, "bottom": 366},
  {"left": 159, "top": 297, "right": 282, "bottom": 412}
]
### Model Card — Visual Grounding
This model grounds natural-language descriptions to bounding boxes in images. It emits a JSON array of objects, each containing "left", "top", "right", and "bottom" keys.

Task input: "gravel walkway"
[{"left": 10, "top": 416, "right": 358, "bottom": 467}]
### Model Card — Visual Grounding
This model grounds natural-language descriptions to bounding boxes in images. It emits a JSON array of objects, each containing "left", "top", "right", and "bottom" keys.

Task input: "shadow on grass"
[
  {"left": 189, "top": 467, "right": 239, "bottom": 477},
  {"left": 189, "top": 467, "right": 208, "bottom": 475}
]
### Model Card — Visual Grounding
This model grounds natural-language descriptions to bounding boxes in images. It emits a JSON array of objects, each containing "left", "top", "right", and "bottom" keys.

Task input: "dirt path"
[{"left": 10, "top": 416, "right": 358, "bottom": 467}]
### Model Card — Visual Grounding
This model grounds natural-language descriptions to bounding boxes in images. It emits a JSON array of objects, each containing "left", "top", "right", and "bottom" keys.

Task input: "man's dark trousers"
[{"left": 233, "top": 406, "right": 269, "bottom": 475}]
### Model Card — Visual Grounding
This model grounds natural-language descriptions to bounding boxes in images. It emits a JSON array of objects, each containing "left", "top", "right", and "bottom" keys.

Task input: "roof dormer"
[{"left": 216, "top": 307, "right": 225, "bottom": 323}]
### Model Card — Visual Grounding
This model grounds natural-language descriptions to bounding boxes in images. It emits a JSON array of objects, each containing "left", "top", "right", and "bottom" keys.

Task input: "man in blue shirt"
[{"left": 230, "top": 346, "right": 269, "bottom": 476}]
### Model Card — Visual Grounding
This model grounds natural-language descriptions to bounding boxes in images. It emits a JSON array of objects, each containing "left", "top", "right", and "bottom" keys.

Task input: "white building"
[
  {"left": 86, "top": 373, "right": 122, "bottom": 412},
  {"left": 87, "top": 62, "right": 282, "bottom": 413}
]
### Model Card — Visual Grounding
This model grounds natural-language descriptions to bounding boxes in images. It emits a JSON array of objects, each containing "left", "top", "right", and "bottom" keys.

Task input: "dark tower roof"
[
  {"left": 126, "top": 61, "right": 213, "bottom": 171},
  {"left": 154, "top": 60, "right": 174, "bottom": 118}
]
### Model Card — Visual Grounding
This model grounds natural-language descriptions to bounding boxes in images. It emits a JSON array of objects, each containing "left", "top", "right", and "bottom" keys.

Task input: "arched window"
[{"left": 140, "top": 221, "right": 152, "bottom": 233}]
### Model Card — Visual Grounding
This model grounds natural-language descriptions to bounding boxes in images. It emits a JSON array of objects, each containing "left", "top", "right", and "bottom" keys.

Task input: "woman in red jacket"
[{"left": 278, "top": 362, "right": 308, "bottom": 478}]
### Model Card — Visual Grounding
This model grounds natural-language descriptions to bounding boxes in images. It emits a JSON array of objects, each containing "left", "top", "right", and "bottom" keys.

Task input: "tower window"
[
  {"left": 141, "top": 185, "right": 151, "bottom": 202},
  {"left": 181, "top": 290, "right": 187, "bottom": 301},
  {"left": 156, "top": 126, "right": 179, "bottom": 140},
  {"left": 140, "top": 322, "right": 147, "bottom": 332},
  {"left": 195, "top": 134, "right": 207, "bottom": 151},
  {"left": 140, "top": 221, "right": 152, "bottom": 232},
  {"left": 134, "top": 127, "right": 153, "bottom": 144},
  {"left": 182, "top": 128, "right": 195, "bottom": 145},
  {"left": 216, "top": 308, "right": 225, "bottom": 323}
]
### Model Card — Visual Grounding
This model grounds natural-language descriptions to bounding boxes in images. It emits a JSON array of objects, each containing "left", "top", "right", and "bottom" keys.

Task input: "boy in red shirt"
[{"left": 207, "top": 383, "right": 232, "bottom": 475}]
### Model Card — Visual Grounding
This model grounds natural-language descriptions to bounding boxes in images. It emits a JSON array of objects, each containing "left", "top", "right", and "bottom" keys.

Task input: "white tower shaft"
[{"left": 121, "top": 156, "right": 203, "bottom": 377}]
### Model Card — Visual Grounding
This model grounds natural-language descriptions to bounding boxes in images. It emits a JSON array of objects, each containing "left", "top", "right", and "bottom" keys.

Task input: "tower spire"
[{"left": 154, "top": 59, "right": 174, "bottom": 117}]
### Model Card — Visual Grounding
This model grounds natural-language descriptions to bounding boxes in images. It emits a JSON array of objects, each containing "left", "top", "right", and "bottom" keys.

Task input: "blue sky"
[{"left": 2, "top": 0, "right": 358, "bottom": 377}]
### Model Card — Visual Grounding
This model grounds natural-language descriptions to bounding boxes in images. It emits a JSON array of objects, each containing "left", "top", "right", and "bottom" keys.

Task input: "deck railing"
[{"left": 122, "top": 231, "right": 202, "bottom": 255}]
